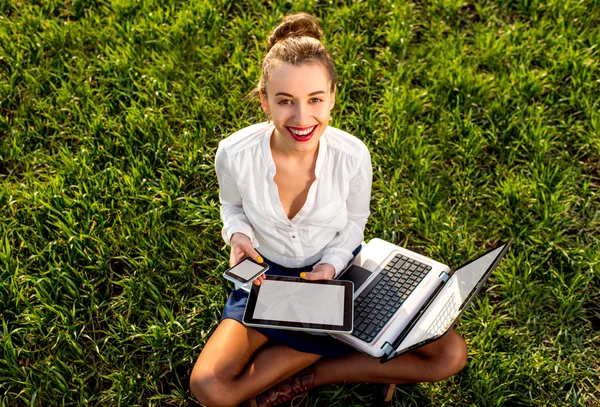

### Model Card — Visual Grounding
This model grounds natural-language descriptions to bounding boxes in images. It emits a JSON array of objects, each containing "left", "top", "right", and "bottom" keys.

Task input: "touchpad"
[{"left": 338, "top": 265, "right": 372, "bottom": 293}]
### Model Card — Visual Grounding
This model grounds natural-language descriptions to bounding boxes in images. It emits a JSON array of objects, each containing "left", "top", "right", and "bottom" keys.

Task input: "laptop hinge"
[
  {"left": 439, "top": 271, "right": 450, "bottom": 282},
  {"left": 381, "top": 342, "right": 394, "bottom": 356}
]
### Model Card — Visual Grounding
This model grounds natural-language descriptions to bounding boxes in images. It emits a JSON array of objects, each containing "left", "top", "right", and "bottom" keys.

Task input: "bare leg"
[
  {"left": 190, "top": 319, "right": 322, "bottom": 407},
  {"left": 312, "top": 329, "right": 468, "bottom": 386}
]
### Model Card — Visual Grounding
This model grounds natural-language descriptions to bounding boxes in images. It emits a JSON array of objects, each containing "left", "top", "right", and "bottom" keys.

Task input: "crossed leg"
[
  {"left": 191, "top": 320, "right": 467, "bottom": 407},
  {"left": 190, "top": 319, "right": 322, "bottom": 407},
  {"left": 312, "top": 329, "right": 468, "bottom": 386}
]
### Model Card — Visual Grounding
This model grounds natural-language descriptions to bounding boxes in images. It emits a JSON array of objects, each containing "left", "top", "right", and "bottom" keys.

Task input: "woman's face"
[{"left": 260, "top": 62, "right": 335, "bottom": 154}]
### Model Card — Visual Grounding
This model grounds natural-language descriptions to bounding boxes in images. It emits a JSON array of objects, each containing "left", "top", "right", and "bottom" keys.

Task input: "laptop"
[{"left": 331, "top": 238, "right": 512, "bottom": 362}]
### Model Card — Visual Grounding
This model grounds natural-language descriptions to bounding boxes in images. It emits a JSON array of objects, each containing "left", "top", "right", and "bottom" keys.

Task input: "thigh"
[
  {"left": 192, "top": 318, "right": 269, "bottom": 380},
  {"left": 312, "top": 329, "right": 467, "bottom": 386},
  {"left": 410, "top": 328, "right": 466, "bottom": 359}
]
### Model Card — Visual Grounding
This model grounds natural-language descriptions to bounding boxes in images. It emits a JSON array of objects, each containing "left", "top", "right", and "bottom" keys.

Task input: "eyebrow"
[{"left": 274, "top": 91, "right": 326, "bottom": 97}]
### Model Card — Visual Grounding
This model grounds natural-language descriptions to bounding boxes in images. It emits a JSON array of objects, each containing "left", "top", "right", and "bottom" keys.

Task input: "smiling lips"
[{"left": 286, "top": 125, "right": 318, "bottom": 142}]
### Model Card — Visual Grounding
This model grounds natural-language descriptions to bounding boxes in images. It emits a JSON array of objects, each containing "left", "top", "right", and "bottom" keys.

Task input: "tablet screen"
[
  {"left": 243, "top": 276, "right": 354, "bottom": 333},
  {"left": 253, "top": 279, "right": 345, "bottom": 325}
]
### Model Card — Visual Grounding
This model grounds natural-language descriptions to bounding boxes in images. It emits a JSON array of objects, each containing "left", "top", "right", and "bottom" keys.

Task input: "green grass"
[{"left": 1, "top": 0, "right": 599, "bottom": 405}]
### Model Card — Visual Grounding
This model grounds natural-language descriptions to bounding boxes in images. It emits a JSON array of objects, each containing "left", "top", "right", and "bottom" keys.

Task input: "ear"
[
  {"left": 259, "top": 90, "right": 270, "bottom": 115},
  {"left": 329, "top": 86, "right": 336, "bottom": 111}
]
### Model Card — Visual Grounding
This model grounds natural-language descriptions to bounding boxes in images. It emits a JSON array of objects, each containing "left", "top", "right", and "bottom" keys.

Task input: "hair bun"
[{"left": 266, "top": 13, "right": 323, "bottom": 52}]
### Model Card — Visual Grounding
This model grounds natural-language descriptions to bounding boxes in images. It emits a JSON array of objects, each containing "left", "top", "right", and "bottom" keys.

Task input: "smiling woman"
[
  {"left": 189, "top": 12, "right": 466, "bottom": 407},
  {"left": 261, "top": 63, "right": 334, "bottom": 154}
]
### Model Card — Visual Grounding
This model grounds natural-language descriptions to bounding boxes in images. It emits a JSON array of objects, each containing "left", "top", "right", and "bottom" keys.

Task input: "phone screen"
[{"left": 225, "top": 259, "right": 267, "bottom": 283}]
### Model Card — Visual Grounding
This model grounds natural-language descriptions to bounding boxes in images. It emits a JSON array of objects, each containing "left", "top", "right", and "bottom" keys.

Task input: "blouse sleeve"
[
  {"left": 215, "top": 143, "right": 257, "bottom": 247},
  {"left": 317, "top": 147, "right": 372, "bottom": 277}
]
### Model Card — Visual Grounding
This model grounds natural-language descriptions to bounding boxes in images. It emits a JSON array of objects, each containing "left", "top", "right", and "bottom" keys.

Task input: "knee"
[
  {"left": 189, "top": 368, "right": 235, "bottom": 407},
  {"left": 431, "top": 333, "right": 468, "bottom": 382},
  {"left": 447, "top": 334, "right": 468, "bottom": 376}
]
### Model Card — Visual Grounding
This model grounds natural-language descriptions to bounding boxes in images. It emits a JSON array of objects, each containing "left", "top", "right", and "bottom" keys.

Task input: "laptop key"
[
  {"left": 356, "top": 273, "right": 384, "bottom": 299},
  {"left": 364, "top": 323, "right": 376, "bottom": 335}
]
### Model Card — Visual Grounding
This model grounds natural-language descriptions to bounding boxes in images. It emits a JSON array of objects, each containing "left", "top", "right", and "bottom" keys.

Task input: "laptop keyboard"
[
  {"left": 416, "top": 292, "right": 458, "bottom": 343},
  {"left": 351, "top": 253, "right": 431, "bottom": 343}
]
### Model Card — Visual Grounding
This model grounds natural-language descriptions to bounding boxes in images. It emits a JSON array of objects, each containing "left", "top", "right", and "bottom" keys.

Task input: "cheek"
[
  {"left": 274, "top": 108, "right": 293, "bottom": 122},
  {"left": 317, "top": 107, "right": 331, "bottom": 121}
]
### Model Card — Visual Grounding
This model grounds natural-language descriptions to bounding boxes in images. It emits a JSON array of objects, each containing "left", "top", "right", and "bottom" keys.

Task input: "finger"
[
  {"left": 244, "top": 246, "right": 264, "bottom": 264},
  {"left": 230, "top": 250, "right": 244, "bottom": 267},
  {"left": 300, "top": 270, "right": 324, "bottom": 280},
  {"left": 303, "top": 265, "right": 336, "bottom": 280},
  {"left": 253, "top": 274, "right": 266, "bottom": 285}
]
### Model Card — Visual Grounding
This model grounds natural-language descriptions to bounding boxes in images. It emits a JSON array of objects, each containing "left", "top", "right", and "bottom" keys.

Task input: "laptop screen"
[{"left": 391, "top": 243, "right": 509, "bottom": 357}]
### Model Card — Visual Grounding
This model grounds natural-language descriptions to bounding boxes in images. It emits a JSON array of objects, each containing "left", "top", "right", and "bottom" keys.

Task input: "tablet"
[{"left": 243, "top": 276, "right": 354, "bottom": 334}]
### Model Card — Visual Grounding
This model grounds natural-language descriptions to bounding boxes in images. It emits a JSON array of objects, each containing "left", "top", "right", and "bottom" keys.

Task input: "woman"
[{"left": 190, "top": 13, "right": 468, "bottom": 407}]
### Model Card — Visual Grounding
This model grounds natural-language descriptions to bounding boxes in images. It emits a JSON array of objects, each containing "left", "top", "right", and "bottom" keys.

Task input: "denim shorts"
[{"left": 221, "top": 246, "right": 361, "bottom": 357}]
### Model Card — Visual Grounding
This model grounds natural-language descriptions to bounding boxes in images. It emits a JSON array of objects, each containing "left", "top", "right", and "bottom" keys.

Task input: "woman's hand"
[
  {"left": 230, "top": 233, "right": 266, "bottom": 285},
  {"left": 300, "top": 263, "right": 335, "bottom": 281}
]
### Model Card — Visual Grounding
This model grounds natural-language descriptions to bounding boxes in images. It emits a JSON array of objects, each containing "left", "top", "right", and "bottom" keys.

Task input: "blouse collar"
[{"left": 261, "top": 122, "right": 328, "bottom": 180}]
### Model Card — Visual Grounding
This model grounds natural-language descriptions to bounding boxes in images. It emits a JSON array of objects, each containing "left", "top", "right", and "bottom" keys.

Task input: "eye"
[
  {"left": 310, "top": 98, "right": 323, "bottom": 103},
  {"left": 277, "top": 100, "right": 291, "bottom": 105}
]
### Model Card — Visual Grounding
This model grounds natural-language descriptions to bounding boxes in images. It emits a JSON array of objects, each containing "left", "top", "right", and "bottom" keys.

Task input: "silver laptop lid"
[{"left": 380, "top": 241, "right": 512, "bottom": 363}]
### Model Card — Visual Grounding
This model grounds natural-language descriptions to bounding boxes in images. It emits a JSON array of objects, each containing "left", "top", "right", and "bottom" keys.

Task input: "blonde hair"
[{"left": 249, "top": 13, "right": 337, "bottom": 101}]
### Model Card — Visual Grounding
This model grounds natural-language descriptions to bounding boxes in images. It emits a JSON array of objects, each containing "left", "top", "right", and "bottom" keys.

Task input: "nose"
[{"left": 294, "top": 103, "right": 310, "bottom": 126}]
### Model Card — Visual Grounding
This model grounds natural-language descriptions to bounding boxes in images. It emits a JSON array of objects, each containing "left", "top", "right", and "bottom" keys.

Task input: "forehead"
[{"left": 267, "top": 62, "right": 330, "bottom": 96}]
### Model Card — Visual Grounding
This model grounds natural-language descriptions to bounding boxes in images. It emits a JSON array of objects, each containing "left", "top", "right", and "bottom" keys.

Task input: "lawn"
[{"left": 0, "top": 0, "right": 599, "bottom": 406}]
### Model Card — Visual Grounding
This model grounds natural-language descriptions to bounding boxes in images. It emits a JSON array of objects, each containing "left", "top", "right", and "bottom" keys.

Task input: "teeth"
[{"left": 289, "top": 126, "right": 316, "bottom": 136}]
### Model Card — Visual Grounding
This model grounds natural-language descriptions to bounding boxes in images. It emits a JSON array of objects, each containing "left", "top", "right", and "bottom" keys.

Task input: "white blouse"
[{"left": 215, "top": 122, "right": 372, "bottom": 277}]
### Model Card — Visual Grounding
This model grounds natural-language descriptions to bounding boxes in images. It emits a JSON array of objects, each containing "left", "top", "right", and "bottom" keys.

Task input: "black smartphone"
[{"left": 223, "top": 258, "right": 269, "bottom": 285}]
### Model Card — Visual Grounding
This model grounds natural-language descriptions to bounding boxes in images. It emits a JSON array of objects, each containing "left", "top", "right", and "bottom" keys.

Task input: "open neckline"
[{"left": 261, "top": 123, "right": 328, "bottom": 223}]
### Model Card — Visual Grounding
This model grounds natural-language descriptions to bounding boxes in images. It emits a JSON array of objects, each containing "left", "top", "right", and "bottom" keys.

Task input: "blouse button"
[{"left": 292, "top": 235, "right": 296, "bottom": 239}]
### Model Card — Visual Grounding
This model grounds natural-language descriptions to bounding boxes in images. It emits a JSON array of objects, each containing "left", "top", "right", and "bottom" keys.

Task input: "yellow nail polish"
[
  {"left": 300, "top": 272, "right": 307, "bottom": 279},
  {"left": 257, "top": 256, "right": 264, "bottom": 263}
]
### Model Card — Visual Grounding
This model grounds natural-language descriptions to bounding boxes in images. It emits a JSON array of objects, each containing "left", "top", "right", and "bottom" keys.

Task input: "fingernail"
[
  {"left": 300, "top": 272, "right": 307, "bottom": 279},
  {"left": 257, "top": 256, "right": 264, "bottom": 263}
]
